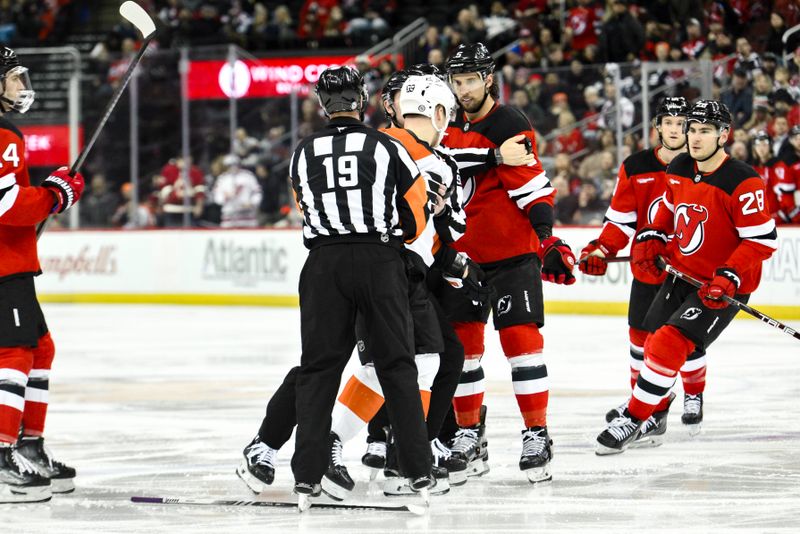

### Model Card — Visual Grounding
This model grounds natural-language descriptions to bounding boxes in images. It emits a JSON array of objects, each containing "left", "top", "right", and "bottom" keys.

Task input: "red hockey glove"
[
  {"left": 443, "top": 252, "right": 493, "bottom": 304},
  {"left": 578, "top": 239, "right": 613, "bottom": 276},
  {"left": 42, "top": 167, "right": 85, "bottom": 213},
  {"left": 698, "top": 267, "right": 740, "bottom": 309},
  {"left": 538, "top": 236, "right": 576, "bottom": 285},
  {"left": 631, "top": 227, "right": 668, "bottom": 284}
]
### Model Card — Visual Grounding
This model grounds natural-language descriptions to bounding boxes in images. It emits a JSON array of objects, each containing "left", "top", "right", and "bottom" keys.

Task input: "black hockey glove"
[{"left": 443, "top": 252, "right": 493, "bottom": 304}]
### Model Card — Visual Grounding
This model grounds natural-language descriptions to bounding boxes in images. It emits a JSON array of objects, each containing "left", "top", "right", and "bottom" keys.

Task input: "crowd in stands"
[{"left": 3, "top": 1, "right": 800, "bottom": 228}]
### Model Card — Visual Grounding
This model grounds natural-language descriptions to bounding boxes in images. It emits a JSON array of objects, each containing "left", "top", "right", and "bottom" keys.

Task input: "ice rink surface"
[{"left": 3, "top": 303, "right": 799, "bottom": 533}]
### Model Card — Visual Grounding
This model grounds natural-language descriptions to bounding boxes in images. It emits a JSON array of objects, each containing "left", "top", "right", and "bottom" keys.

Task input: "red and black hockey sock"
[
  {"left": 21, "top": 332, "right": 55, "bottom": 437},
  {"left": 500, "top": 324, "right": 548, "bottom": 428},
  {"left": 629, "top": 325, "right": 694, "bottom": 421},
  {"left": 452, "top": 322, "right": 485, "bottom": 427},
  {"left": 0, "top": 347, "right": 33, "bottom": 443},
  {"left": 680, "top": 349, "right": 707, "bottom": 395},
  {"left": 628, "top": 328, "right": 648, "bottom": 389}
]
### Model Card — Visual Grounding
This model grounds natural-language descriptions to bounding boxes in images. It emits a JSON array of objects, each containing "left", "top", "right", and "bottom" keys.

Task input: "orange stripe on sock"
[
  {"left": 337, "top": 377, "right": 385, "bottom": 423},
  {"left": 420, "top": 390, "right": 431, "bottom": 418}
]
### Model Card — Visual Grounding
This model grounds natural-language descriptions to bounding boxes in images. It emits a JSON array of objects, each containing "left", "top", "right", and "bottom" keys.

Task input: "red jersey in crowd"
[
  {"left": 752, "top": 156, "right": 796, "bottom": 222},
  {"left": 652, "top": 153, "right": 777, "bottom": 294},
  {"left": 444, "top": 103, "right": 554, "bottom": 264},
  {"left": 567, "top": 4, "right": 599, "bottom": 51}
]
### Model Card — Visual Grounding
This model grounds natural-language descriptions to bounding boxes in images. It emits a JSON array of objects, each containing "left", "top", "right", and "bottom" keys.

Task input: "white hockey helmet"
[{"left": 399, "top": 74, "right": 456, "bottom": 121}]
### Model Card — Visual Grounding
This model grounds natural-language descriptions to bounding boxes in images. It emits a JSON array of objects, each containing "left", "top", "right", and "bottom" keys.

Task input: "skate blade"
[
  {"left": 448, "top": 469, "right": 468, "bottom": 486},
  {"left": 368, "top": 468, "right": 380, "bottom": 482},
  {"left": 320, "top": 477, "right": 353, "bottom": 501},
  {"left": 236, "top": 461, "right": 269, "bottom": 494},
  {"left": 297, "top": 494, "right": 311, "bottom": 513},
  {"left": 383, "top": 479, "right": 449, "bottom": 497},
  {"left": 523, "top": 464, "right": 552, "bottom": 484},
  {"left": 630, "top": 434, "right": 665, "bottom": 449},
  {"left": 686, "top": 423, "right": 702, "bottom": 437},
  {"left": 595, "top": 442, "right": 627, "bottom": 456},
  {"left": 51, "top": 478, "right": 76, "bottom": 494},
  {"left": 1, "top": 484, "right": 52, "bottom": 503},
  {"left": 466, "top": 458, "right": 489, "bottom": 477}
]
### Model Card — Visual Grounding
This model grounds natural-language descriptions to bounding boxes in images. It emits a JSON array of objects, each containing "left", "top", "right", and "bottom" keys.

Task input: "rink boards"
[{"left": 36, "top": 226, "right": 800, "bottom": 319}]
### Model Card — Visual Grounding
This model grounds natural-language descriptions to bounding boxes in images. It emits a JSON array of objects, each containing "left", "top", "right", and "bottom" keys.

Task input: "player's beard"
[{"left": 461, "top": 90, "right": 488, "bottom": 114}]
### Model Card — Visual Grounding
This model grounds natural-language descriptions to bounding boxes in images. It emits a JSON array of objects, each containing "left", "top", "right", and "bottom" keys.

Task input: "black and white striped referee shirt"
[{"left": 289, "top": 117, "right": 430, "bottom": 249}]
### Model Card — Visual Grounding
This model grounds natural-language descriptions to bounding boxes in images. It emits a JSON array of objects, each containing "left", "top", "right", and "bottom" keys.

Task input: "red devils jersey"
[
  {"left": 599, "top": 147, "right": 670, "bottom": 255},
  {"left": 444, "top": 103, "right": 553, "bottom": 264},
  {"left": 653, "top": 153, "right": 777, "bottom": 294},
  {"left": 0, "top": 118, "right": 56, "bottom": 281},
  {"left": 752, "top": 157, "right": 796, "bottom": 222},
  {"left": 567, "top": 6, "right": 599, "bottom": 50}
]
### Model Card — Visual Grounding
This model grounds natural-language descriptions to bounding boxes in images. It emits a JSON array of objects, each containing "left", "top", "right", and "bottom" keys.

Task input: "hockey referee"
[{"left": 289, "top": 66, "right": 434, "bottom": 502}]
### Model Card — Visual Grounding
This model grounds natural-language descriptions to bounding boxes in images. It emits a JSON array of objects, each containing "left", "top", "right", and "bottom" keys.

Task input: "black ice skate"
[
  {"left": 383, "top": 429, "right": 448, "bottom": 497},
  {"left": 519, "top": 426, "right": 553, "bottom": 483},
  {"left": 595, "top": 410, "right": 645, "bottom": 456},
  {"left": 15, "top": 436, "right": 76, "bottom": 494},
  {"left": 321, "top": 432, "right": 355, "bottom": 501},
  {"left": 681, "top": 393, "right": 703, "bottom": 436},
  {"left": 0, "top": 445, "right": 52, "bottom": 503},
  {"left": 449, "top": 405, "right": 489, "bottom": 477},
  {"left": 236, "top": 436, "right": 277, "bottom": 493},
  {"left": 361, "top": 440, "right": 386, "bottom": 481},
  {"left": 605, "top": 398, "right": 629, "bottom": 423},
  {"left": 431, "top": 438, "right": 467, "bottom": 486},
  {"left": 631, "top": 392, "right": 676, "bottom": 448},
  {"left": 293, "top": 481, "right": 321, "bottom": 513}
]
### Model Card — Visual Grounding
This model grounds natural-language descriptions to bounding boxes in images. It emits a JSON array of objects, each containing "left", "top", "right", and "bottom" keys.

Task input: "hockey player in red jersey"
[
  {"left": 441, "top": 43, "right": 576, "bottom": 483},
  {"left": 596, "top": 100, "right": 777, "bottom": 455},
  {"left": 579, "top": 97, "right": 710, "bottom": 439},
  {"left": 0, "top": 47, "right": 85, "bottom": 503},
  {"left": 751, "top": 130, "right": 797, "bottom": 224}
]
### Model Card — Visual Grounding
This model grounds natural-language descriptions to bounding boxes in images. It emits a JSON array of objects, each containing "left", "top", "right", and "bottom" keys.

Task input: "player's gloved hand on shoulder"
[
  {"left": 578, "top": 239, "right": 613, "bottom": 276},
  {"left": 443, "top": 252, "right": 493, "bottom": 304},
  {"left": 698, "top": 267, "right": 739, "bottom": 309},
  {"left": 42, "top": 166, "right": 85, "bottom": 213},
  {"left": 538, "top": 236, "right": 576, "bottom": 285},
  {"left": 631, "top": 227, "right": 668, "bottom": 284}
]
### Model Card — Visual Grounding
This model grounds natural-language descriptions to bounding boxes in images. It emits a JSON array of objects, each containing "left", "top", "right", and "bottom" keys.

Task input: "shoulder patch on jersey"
[
  {"left": 623, "top": 147, "right": 666, "bottom": 177},
  {"left": 0, "top": 117, "right": 24, "bottom": 141},
  {"left": 704, "top": 158, "right": 761, "bottom": 196}
]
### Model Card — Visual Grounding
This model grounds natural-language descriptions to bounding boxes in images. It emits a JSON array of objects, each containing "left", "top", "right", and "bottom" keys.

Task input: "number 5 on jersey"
[{"left": 323, "top": 155, "right": 358, "bottom": 189}]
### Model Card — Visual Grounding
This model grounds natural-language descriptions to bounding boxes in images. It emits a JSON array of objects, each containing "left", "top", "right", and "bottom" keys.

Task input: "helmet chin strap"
[{"left": 694, "top": 138, "right": 723, "bottom": 162}]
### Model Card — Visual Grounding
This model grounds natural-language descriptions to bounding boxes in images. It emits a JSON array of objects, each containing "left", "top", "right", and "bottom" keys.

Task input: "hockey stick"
[
  {"left": 131, "top": 495, "right": 427, "bottom": 514},
  {"left": 657, "top": 257, "right": 800, "bottom": 341},
  {"left": 35, "top": 1, "right": 156, "bottom": 239}
]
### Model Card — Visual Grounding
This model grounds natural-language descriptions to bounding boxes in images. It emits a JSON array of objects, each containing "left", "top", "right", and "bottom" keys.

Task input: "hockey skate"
[
  {"left": 519, "top": 427, "right": 553, "bottom": 484},
  {"left": 0, "top": 445, "right": 52, "bottom": 503},
  {"left": 321, "top": 432, "right": 355, "bottom": 501},
  {"left": 15, "top": 436, "right": 76, "bottom": 494},
  {"left": 681, "top": 393, "right": 703, "bottom": 436},
  {"left": 361, "top": 440, "right": 386, "bottom": 481},
  {"left": 236, "top": 436, "right": 277, "bottom": 493},
  {"left": 631, "top": 392, "right": 676, "bottom": 448},
  {"left": 450, "top": 405, "right": 489, "bottom": 477},
  {"left": 431, "top": 438, "right": 467, "bottom": 486},
  {"left": 384, "top": 470, "right": 448, "bottom": 499},
  {"left": 293, "top": 481, "right": 321, "bottom": 513},
  {"left": 605, "top": 399, "right": 629, "bottom": 423},
  {"left": 595, "top": 411, "right": 645, "bottom": 456}
]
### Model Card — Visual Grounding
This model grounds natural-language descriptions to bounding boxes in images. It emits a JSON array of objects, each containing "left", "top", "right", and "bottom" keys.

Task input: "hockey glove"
[
  {"left": 698, "top": 267, "right": 740, "bottom": 309},
  {"left": 631, "top": 227, "right": 668, "bottom": 284},
  {"left": 42, "top": 167, "right": 85, "bottom": 213},
  {"left": 578, "top": 239, "right": 613, "bottom": 276},
  {"left": 443, "top": 252, "right": 493, "bottom": 304},
  {"left": 538, "top": 236, "right": 576, "bottom": 285}
]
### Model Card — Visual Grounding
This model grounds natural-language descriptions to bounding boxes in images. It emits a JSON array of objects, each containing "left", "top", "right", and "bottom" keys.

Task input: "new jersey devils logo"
[
  {"left": 647, "top": 197, "right": 662, "bottom": 224},
  {"left": 674, "top": 203, "right": 709, "bottom": 255},
  {"left": 462, "top": 176, "right": 476, "bottom": 207}
]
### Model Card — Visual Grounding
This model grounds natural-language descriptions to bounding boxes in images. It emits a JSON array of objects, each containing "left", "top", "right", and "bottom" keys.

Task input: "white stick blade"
[{"left": 120, "top": 1, "right": 156, "bottom": 38}]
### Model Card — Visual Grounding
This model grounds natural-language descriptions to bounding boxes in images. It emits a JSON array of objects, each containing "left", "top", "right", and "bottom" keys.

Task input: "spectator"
[
  {"left": 771, "top": 114, "right": 791, "bottom": 156},
  {"left": 721, "top": 69, "right": 753, "bottom": 127},
  {"left": 573, "top": 180, "right": 605, "bottom": 224},
  {"left": 598, "top": 77, "right": 634, "bottom": 131},
  {"left": 552, "top": 174, "right": 578, "bottom": 224},
  {"left": 157, "top": 156, "right": 206, "bottom": 227},
  {"left": 212, "top": 155, "right": 263, "bottom": 228},
  {"left": 511, "top": 89, "right": 546, "bottom": 129},
  {"left": 112, "top": 182, "right": 156, "bottom": 229},
  {"left": 551, "top": 152, "right": 581, "bottom": 193},
  {"left": 598, "top": 0, "right": 644, "bottom": 63},
  {"left": 233, "top": 127, "right": 261, "bottom": 169},
  {"left": 553, "top": 110, "right": 585, "bottom": 155},
  {"left": 733, "top": 37, "right": 762, "bottom": 80},
  {"left": 730, "top": 140, "right": 749, "bottom": 161},
  {"left": 483, "top": 1, "right": 516, "bottom": 45},
  {"left": 743, "top": 100, "right": 771, "bottom": 137},
  {"left": 766, "top": 12, "right": 788, "bottom": 58},
  {"left": 680, "top": 18, "right": 705, "bottom": 60},
  {"left": 348, "top": 1, "right": 391, "bottom": 46},
  {"left": 79, "top": 173, "right": 120, "bottom": 228},
  {"left": 564, "top": 0, "right": 599, "bottom": 53}
]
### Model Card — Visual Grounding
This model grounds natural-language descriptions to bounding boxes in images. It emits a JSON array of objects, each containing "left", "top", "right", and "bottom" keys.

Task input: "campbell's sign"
[
  {"left": 188, "top": 56, "right": 354, "bottom": 100},
  {"left": 19, "top": 125, "right": 84, "bottom": 167}
]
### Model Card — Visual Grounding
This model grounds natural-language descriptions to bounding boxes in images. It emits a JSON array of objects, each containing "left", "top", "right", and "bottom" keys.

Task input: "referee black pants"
[{"left": 291, "top": 243, "right": 431, "bottom": 485}]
